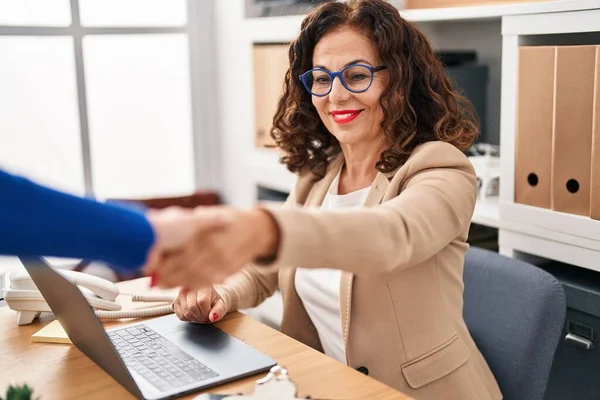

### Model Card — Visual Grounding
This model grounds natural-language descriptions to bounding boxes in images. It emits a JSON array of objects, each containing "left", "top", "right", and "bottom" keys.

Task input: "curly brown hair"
[{"left": 270, "top": 0, "right": 479, "bottom": 177}]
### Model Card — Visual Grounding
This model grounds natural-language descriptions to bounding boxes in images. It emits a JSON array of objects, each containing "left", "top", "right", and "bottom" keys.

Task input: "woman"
[
  {"left": 150, "top": 0, "right": 502, "bottom": 398},
  {"left": 0, "top": 168, "right": 226, "bottom": 271}
]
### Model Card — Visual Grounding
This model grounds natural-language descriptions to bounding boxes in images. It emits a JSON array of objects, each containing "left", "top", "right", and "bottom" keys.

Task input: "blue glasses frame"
[{"left": 299, "top": 63, "right": 387, "bottom": 97}]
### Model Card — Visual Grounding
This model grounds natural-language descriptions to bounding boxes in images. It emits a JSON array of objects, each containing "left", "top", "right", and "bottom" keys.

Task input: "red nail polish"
[
  {"left": 212, "top": 313, "right": 219, "bottom": 321},
  {"left": 149, "top": 273, "right": 157, "bottom": 287},
  {"left": 181, "top": 288, "right": 188, "bottom": 294}
]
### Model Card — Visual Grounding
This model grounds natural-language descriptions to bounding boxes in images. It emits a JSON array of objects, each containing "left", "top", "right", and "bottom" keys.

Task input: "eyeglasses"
[{"left": 299, "top": 63, "right": 387, "bottom": 97}]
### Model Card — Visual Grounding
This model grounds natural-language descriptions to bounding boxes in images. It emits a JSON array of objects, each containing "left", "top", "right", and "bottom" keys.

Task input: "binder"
[
  {"left": 253, "top": 44, "right": 290, "bottom": 148},
  {"left": 552, "top": 45, "right": 597, "bottom": 216},
  {"left": 515, "top": 46, "right": 555, "bottom": 209},
  {"left": 591, "top": 47, "right": 600, "bottom": 220}
]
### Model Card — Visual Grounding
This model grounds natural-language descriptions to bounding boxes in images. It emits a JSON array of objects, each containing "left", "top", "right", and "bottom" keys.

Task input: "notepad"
[{"left": 31, "top": 320, "right": 71, "bottom": 344}]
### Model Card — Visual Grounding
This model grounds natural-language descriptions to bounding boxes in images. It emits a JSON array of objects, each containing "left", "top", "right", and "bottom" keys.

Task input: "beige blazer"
[{"left": 217, "top": 141, "right": 502, "bottom": 400}]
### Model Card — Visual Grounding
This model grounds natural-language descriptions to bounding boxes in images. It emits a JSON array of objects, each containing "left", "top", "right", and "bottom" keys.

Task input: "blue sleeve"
[{"left": 0, "top": 169, "right": 155, "bottom": 270}]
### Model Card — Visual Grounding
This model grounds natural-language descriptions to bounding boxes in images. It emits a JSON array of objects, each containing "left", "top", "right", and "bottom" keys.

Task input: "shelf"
[
  {"left": 472, "top": 196, "right": 500, "bottom": 228},
  {"left": 249, "top": 148, "right": 295, "bottom": 193},
  {"left": 250, "top": 148, "right": 500, "bottom": 228},
  {"left": 245, "top": 15, "right": 303, "bottom": 44},
  {"left": 244, "top": 0, "right": 600, "bottom": 43},
  {"left": 500, "top": 202, "right": 600, "bottom": 247},
  {"left": 500, "top": 229, "right": 600, "bottom": 273},
  {"left": 401, "top": 0, "right": 600, "bottom": 22}
]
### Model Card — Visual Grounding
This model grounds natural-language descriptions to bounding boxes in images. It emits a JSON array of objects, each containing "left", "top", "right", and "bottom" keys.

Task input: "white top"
[{"left": 294, "top": 169, "right": 371, "bottom": 364}]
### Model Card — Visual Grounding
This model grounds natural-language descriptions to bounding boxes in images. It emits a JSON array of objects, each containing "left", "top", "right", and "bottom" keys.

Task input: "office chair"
[{"left": 463, "top": 247, "right": 567, "bottom": 400}]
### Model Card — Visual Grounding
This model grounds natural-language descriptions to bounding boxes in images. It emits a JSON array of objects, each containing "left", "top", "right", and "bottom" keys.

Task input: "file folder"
[
  {"left": 515, "top": 46, "right": 555, "bottom": 209},
  {"left": 552, "top": 45, "right": 596, "bottom": 216},
  {"left": 591, "top": 47, "right": 600, "bottom": 220},
  {"left": 253, "top": 44, "right": 289, "bottom": 148}
]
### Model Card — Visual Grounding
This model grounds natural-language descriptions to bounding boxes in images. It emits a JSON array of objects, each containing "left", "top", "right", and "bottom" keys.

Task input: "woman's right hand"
[{"left": 172, "top": 286, "right": 227, "bottom": 323}]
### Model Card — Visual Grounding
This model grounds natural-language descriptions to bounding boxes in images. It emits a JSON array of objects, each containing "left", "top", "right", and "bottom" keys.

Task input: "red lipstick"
[{"left": 330, "top": 109, "right": 362, "bottom": 124}]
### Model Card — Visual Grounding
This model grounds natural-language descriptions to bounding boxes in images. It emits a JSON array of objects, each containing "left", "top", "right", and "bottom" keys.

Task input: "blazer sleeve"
[
  {"left": 215, "top": 263, "right": 280, "bottom": 312},
  {"left": 0, "top": 169, "right": 154, "bottom": 270},
  {"left": 260, "top": 144, "right": 477, "bottom": 275}
]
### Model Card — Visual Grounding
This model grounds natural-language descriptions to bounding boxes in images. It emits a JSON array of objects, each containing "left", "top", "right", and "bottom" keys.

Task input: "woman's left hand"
[{"left": 144, "top": 206, "right": 279, "bottom": 289}]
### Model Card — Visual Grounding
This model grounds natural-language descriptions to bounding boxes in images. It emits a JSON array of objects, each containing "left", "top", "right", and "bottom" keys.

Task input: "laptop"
[{"left": 20, "top": 257, "right": 277, "bottom": 400}]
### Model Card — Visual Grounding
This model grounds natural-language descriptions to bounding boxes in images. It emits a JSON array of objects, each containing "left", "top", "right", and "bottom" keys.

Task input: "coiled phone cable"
[{"left": 95, "top": 293, "right": 176, "bottom": 320}]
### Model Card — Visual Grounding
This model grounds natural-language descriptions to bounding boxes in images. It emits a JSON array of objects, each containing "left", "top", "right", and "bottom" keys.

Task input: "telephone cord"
[
  {"left": 126, "top": 294, "right": 176, "bottom": 303},
  {"left": 95, "top": 304, "right": 174, "bottom": 319}
]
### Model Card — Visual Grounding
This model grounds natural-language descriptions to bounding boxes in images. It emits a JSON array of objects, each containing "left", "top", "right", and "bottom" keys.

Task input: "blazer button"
[{"left": 357, "top": 366, "right": 369, "bottom": 375}]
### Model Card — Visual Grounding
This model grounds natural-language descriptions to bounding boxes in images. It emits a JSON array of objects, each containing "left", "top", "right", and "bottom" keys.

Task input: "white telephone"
[{"left": 2, "top": 268, "right": 176, "bottom": 326}]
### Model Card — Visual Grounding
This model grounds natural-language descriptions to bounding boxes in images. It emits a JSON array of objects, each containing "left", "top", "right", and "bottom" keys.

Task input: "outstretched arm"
[
  {"left": 0, "top": 169, "right": 154, "bottom": 270},
  {"left": 263, "top": 144, "right": 477, "bottom": 274}
]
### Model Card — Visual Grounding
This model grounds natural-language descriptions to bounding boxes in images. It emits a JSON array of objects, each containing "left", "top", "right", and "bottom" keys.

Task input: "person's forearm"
[
  {"left": 0, "top": 170, "right": 154, "bottom": 269},
  {"left": 260, "top": 165, "right": 476, "bottom": 275}
]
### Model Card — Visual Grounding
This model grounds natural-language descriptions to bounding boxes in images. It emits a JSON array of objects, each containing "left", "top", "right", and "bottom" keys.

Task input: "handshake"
[{"left": 142, "top": 206, "right": 279, "bottom": 290}]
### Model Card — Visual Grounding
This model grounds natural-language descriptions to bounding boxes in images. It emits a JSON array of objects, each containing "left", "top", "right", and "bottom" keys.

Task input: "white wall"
[{"left": 213, "top": 0, "right": 257, "bottom": 207}]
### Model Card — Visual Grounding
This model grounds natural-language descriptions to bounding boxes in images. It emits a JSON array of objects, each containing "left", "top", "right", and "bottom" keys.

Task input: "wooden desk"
[{"left": 0, "top": 278, "right": 409, "bottom": 400}]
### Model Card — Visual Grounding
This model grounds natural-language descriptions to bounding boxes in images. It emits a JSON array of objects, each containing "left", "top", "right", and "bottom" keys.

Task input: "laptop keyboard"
[{"left": 107, "top": 324, "right": 220, "bottom": 392}]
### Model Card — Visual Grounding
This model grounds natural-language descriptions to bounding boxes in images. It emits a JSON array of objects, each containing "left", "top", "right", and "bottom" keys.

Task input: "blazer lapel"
[
  {"left": 340, "top": 171, "right": 390, "bottom": 364},
  {"left": 281, "top": 155, "right": 344, "bottom": 340},
  {"left": 363, "top": 172, "right": 390, "bottom": 207}
]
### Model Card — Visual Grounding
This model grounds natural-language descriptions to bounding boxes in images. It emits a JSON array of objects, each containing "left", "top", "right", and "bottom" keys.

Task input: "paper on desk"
[{"left": 31, "top": 320, "right": 71, "bottom": 344}]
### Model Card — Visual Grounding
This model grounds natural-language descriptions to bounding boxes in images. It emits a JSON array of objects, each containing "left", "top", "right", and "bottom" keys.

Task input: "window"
[
  {"left": 0, "top": 36, "right": 84, "bottom": 194},
  {"left": 0, "top": 0, "right": 215, "bottom": 198},
  {"left": 84, "top": 34, "right": 194, "bottom": 198},
  {"left": 79, "top": 0, "right": 186, "bottom": 27},
  {"left": 0, "top": 0, "right": 71, "bottom": 26}
]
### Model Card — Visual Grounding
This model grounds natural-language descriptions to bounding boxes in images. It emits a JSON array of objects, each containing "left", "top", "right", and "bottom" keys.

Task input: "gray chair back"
[{"left": 463, "top": 247, "right": 566, "bottom": 400}]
